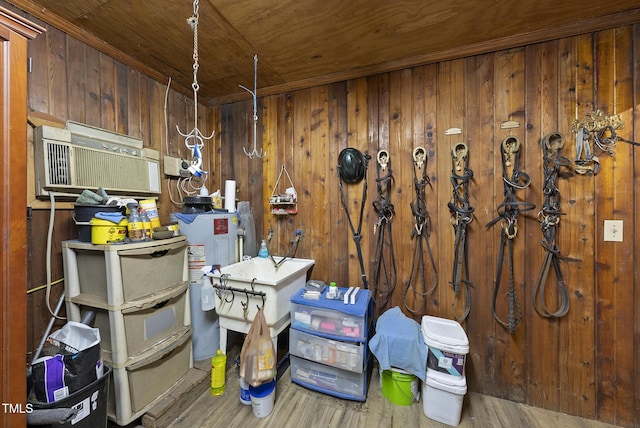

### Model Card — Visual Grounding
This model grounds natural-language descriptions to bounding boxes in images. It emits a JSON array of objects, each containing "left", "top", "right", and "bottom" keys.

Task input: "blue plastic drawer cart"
[{"left": 290, "top": 287, "right": 373, "bottom": 401}]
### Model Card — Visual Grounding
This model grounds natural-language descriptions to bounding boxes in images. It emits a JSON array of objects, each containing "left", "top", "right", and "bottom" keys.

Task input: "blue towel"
[
  {"left": 172, "top": 211, "right": 237, "bottom": 224},
  {"left": 94, "top": 212, "right": 126, "bottom": 224},
  {"left": 368, "top": 306, "right": 427, "bottom": 382},
  {"left": 171, "top": 213, "right": 198, "bottom": 224}
]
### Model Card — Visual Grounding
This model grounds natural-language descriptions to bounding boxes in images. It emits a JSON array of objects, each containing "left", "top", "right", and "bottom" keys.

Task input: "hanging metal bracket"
[{"left": 240, "top": 54, "right": 266, "bottom": 159}]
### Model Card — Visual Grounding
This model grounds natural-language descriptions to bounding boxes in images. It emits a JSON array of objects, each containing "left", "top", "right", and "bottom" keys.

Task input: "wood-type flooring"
[{"left": 165, "top": 361, "right": 620, "bottom": 428}]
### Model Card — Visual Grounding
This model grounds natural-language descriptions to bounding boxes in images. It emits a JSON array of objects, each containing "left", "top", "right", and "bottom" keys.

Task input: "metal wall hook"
[
  {"left": 224, "top": 289, "right": 235, "bottom": 304},
  {"left": 413, "top": 147, "right": 426, "bottom": 169},
  {"left": 240, "top": 54, "right": 266, "bottom": 159},
  {"left": 241, "top": 292, "right": 250, "bottom": 320},
  {"left": 212, "top": 278, "right": 223, "bottom": 300}
]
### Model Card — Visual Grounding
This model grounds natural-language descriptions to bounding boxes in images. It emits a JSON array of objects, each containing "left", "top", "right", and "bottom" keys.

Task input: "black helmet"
[{"left": 338, "top": 148, "right": 367, "bottom": 183}]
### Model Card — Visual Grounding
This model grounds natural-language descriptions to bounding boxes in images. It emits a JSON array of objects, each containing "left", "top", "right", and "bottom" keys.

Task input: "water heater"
[{"left": 170, "top": 212, "right": 238, "bottom": 361}]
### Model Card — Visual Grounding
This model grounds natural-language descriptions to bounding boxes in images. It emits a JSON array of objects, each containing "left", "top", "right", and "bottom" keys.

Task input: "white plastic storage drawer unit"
[
  {"left": 62, "top": 237, "right": 192, "bottom": 426},
  {"left": 62, "top": 236, "right": 188, "bottom": 307},
  {"left": 106, "top": 328, "right": 192, "bottom": 426},
  {"left": 290, "top": 328, "right": 365, "bottom": 373},
  {"left": 87, "top": 282, "right": 189, "bottom": 363}
]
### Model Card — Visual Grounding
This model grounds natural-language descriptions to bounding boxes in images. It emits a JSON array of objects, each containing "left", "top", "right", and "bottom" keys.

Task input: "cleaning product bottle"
[
  {"left": 210, "top": 349, "right": 226, "bottom": 396},
  {"left": 139, "top": 208, "right": 152, "bottom": 240},
  {"left": 239, "top": 376, "right": 251, "bottom": 405},
  {"left": 201, "top": 280, "right": 215, "bottom": 311},
  {"left": 258, "top": 240, "right": 269, "bottom": 258},
  {"left": 126, "top": 203, "right": 145, "bottom": 242}
]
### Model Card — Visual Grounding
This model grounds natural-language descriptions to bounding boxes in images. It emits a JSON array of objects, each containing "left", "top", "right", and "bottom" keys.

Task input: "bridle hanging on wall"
[
  {"left": 448, "top": 143, "right": 474, "bottom": 323},
  {"left": 402, "top": 147, "right": 438, "bottom": 316},
  {"left": 371, "top": 150, "right": 397, "bottom": 312},
  {"left": 533, "top": 132, "right": 572, "bottom": 319},
  {"left": 486, "top": 136, "right": 535, "bottom": 334}
]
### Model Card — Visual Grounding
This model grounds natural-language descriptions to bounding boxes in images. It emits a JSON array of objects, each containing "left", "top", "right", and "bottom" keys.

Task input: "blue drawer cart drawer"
[{"left": 290, "top": 287, "right": 373, "bottom": 401}]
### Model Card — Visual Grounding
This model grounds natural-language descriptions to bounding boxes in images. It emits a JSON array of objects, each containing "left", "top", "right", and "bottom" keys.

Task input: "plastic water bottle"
[
  {"left": 139, "top": 208, "right": 152, "bottom": 240},
  {"left": 126, "top": 203, "right": 145, "bottom": 242},
  {"left": 258, "top": 240, "right": 269, "bottom": 258},
  {"left": 210, "top": 349, "right": 226, "bottom": 395}
]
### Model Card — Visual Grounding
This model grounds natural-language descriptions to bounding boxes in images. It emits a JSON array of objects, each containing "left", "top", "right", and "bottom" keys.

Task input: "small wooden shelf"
[{"left": 270, "top": 165, "right": 298, "bottom": 215}]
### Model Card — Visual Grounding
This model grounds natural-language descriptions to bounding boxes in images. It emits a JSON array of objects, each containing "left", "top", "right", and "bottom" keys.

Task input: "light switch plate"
[{"left": 604, "top": 220, "right": 623, "bottom": 242}]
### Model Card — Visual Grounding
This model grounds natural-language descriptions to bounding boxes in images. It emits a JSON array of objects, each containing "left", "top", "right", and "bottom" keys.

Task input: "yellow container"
[
  {"left": 211, "top": 349, "right": 226, "bottom": 396},
  {"left": 139, "top": 199, "right": 161, "bottom": 230},
  {"left": 90, "top": 217, "right": 128, "bottom": 244}
]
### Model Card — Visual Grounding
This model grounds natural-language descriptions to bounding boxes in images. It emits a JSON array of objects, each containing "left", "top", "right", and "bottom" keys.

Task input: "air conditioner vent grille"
[
  {"left": 74, "top": 147, "right": 150, "bottom": 191},
  {"left": 46, "top": 142, "right": 71, "bottom": 186}
]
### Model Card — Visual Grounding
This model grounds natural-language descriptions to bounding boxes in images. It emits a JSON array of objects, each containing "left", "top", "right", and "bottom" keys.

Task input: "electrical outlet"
[
  {"left": 603, "top": 220, "right": 623, "bottom": 242},
  {"left": 164, "top": 156, "right": 187, "bottom": 177}
]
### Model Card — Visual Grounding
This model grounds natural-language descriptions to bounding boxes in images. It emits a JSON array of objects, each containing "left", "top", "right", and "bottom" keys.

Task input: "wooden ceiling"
[{"left": 7, "top": 0, "right": 640, "bottom": 105}]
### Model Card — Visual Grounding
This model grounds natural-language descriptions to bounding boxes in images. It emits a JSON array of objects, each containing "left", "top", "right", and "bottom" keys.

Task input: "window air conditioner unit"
[{"left": 34, "top": 122, "right": 161, "bottom": 198}]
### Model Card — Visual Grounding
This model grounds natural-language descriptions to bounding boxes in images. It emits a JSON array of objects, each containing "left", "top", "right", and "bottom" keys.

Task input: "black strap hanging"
[
  {"left": 338, "top": 148, "right": 371, "bottom": 289},
  {"left": 533, "top": 132, "right": 572, "bottom": 318},
  {"left": 403, "top": 147, "right": 438, "bottom": 316},
  {"left": 371, "top": 150, "right": 397, "bottom": 312},
  {"left": 448, "top": 143, "right": 474, "bottom": 322},
  {"left": 486, "top": 136, "right": 535, "bottom": 334}
]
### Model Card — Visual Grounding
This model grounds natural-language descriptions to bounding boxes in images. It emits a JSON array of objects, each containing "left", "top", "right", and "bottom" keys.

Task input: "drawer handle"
[
  {"left": 150, "top": 249, "right": 169, "bottom": 258},
  {"left": 153, "top": 299, "right": 169, "bottom": 310}
]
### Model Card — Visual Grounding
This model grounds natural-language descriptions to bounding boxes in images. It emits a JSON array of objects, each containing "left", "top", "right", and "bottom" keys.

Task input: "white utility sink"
[{"left": 208, "top": 256, "right": 315, "bottom": 353}]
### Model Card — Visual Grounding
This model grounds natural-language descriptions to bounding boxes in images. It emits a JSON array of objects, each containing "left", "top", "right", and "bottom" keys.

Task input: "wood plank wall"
[
  {"left": 218, "top": 26, "right": 640, "bottom": 427},
  {"left": 23, "top": 18, "right": 213, "bottom": 368},
  {"left": 19, "top": 6, "right": 639, "bottom": 427}
]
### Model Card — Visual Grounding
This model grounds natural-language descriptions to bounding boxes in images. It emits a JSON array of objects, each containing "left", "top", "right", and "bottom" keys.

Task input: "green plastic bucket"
[{"left": 381, "top": 368, "right": 420, "bottom": 406}]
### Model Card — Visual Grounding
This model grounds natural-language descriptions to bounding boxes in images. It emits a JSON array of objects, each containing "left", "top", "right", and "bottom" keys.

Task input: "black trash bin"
[{"left": 28, "top": 365, "right": 111, "bottom": 428}]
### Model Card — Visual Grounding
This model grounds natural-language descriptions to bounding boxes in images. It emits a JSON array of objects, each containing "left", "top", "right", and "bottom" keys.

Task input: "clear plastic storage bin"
[
  {"left": 290, "top": 287, "right": 370, "bottom": 341},
  {"left": 290, "top": 354, "right": 372, "bottom": 401},
  {"left": 290, "top": 328, "right": 365, "bottom": 373}
]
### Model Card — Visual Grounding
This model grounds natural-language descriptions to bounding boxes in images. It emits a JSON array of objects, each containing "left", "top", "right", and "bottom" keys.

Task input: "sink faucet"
[{"left": 271, "top": 229, "right": 302, "bottom": 268}]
